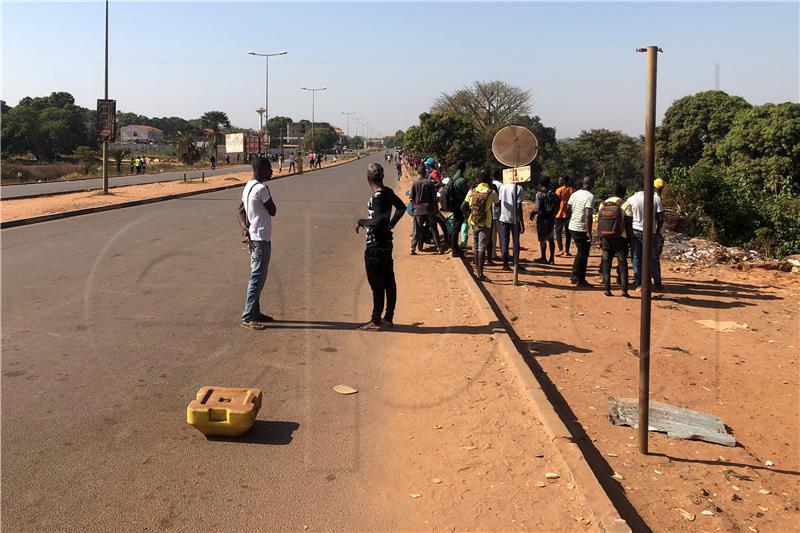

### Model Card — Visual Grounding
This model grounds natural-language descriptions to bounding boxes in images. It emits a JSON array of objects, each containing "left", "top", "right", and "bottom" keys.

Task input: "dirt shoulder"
[
  {"left": 362, "top": 172, "right": 602, "bottom": 531},
  {"left": 0, "top": 157, "right": 357, "bottom": 223},
  {"left": 475, "top": 205, "right": 800, "bottom": 532}
]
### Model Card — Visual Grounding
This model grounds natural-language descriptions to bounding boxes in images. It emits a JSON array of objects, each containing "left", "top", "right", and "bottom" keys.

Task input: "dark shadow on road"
[
  {"left": 462, "top": 258, "right": 652, "bottom": 532},
  {"left": 261, "top": 319, "right": 504, "bottom": 335},
  {"left": 207, "top": 420, "right": 300, "bottom": 445},
  {"left": 523, "top": 340, "right": 594, "bottom": 357},
  {"left": 648, "top": 452, "right": 800, "bottom": 477}
]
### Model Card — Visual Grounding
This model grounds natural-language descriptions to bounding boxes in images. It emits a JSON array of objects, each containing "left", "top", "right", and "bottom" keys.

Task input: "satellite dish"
[{"left": 491, "top": 126, "right": 539, "bottom": 167}]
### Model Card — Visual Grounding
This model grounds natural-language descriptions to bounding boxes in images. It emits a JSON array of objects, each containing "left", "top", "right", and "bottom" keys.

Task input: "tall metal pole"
[
  {"left": 264, "top": 56, "right": 268, "bottom": 155},
  {"left": 636, "top": 45, "right": 661, "bottom": 455},
  {"left": 341, "top": 112, "right": 355, "bottom": 146},
  {"left": 102, "top": 0, "right": 109, "bottom": 194},
  {"left": 311, "top": 90, "right": 315, "bottom": 151}
]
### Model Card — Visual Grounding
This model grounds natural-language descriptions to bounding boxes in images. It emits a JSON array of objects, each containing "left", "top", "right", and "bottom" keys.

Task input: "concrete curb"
[
  {"left": 453, "top": 259, "right": 632, "bottom": 533},
  {"left": 1, "top": 156, "right": 362, "bottom": 230}
]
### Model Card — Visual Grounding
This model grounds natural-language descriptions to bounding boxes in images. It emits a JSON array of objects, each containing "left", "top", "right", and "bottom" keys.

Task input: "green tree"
[
  {"left": 303, "top": 127, "right": 338, "bottom": 151},
  {"left": 73, "top": 146, "right": 98, "bottom": 175},
  {"left": 200, "top": 111, "right": 231, "bottom": 154},
  {"left": 403, "top": 112, "right": 481, "bottom": 167},
  {"left": 267, "top": 116, "right": 292, "bottom": 148},
  {"left": 108, "top": 147, "right": 130, "bottom": 173},
  {"left": 656, "top": 90, "right": 751, "bottom": 169}
]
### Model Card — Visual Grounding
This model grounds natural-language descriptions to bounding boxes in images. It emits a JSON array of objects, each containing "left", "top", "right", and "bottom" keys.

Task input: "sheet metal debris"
[{"left": 606, "top": 396, "right": 736, "bottom": 447}]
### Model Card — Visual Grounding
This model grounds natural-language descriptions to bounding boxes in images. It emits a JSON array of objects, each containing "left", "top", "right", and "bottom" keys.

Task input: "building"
[
  {"left": 120, "top": 125, "right": 165, "bottom": 143},
  {"left": 284, "top": 120, "right": 332, "bottom": 148}
]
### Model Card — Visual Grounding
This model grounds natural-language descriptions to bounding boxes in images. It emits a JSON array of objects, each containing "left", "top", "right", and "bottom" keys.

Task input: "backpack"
[
  {"left": 597, "top": 199, "right": 624, "bottom": 238},
  {"left": 537, "top": 190, "right": 559, "bottom": 218},
  {"left": 441, "top": 177, "right": 463, "bottom": 212},
  {"left": 470, "top": 189, "right": 490, "bottom": 224}
]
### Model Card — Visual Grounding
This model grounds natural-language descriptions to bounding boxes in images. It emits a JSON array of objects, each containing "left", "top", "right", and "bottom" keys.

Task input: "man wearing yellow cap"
[{"left": 653, "top": 178, "right": 666, "bottom": 289}]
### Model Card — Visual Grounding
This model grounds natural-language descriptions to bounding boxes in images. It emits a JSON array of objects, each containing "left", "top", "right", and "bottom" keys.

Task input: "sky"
[{"left": 2, "top": 1, "right": 798, "bottom": 139}]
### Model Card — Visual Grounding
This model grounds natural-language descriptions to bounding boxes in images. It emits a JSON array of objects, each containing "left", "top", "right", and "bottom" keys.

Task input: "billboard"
[
  {"left": 225, "top": 133, "right": 244, "bottom": 154},
  {"left": 96, "top": 99, "right": 116, "bottom": 142}
]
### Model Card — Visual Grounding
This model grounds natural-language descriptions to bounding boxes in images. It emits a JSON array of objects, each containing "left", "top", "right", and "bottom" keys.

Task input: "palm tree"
[{"left": 200, "top": 111, "right": 231, "bottom": 156}]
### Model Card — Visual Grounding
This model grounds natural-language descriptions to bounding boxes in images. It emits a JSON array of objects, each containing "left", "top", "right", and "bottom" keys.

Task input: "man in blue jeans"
[
  {"left": 237, "top": 156, "right": 277, "bottom": 330},
  {"left": 626, "top": 179, "right": 665, "bottom": 291}
]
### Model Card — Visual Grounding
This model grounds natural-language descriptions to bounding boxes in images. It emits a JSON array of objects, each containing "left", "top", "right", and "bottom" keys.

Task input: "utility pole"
[
  {"left": 635, "top": 45, "right": 662, "bottom": 455},
  {"left": 102, "top": 0, "right": 109, "bottom": 194},
  {"left": 341, "top": 112, "right": 355, "bottom": 147},
  {"left": 248, "top": 51, "right": 287, "bottom": 155},
  {"left": 301, "top": 87, "right": 326, "bottom": 151}
]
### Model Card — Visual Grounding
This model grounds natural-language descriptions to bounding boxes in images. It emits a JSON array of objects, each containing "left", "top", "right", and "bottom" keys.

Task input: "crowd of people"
[{"left": 400, "top": 153, "right": 667, "bottom": 296}]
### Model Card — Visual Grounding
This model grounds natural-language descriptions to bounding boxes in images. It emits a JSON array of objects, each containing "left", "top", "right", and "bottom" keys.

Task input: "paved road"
[
  {"left": 1, "top": 154, "right": 412, "bottom": 530},
  {"left": 2, "top": 164, "right": 255, "bottom": 199}
]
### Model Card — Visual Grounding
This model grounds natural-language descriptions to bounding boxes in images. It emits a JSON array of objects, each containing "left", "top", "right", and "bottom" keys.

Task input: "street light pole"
[
  {"left": 248, "top": 51, "right": 287, "bottom": 155},
  {"left": 102, "top": 0, "right": 109, "bottom": 194},
  {"left": 301, "top": 87, "right": 326, "bottom": 151},
  {"left": 341, "top": 112, "right": 355, "bottom": 147},
  {"left": 636, "top": 45, "right": 662, "bottom": 455}
]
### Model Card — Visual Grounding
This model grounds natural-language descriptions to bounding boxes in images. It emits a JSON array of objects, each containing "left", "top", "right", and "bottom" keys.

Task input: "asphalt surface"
[
  {"left": 2, "top": 163, "right": 255, "bottom": 199},
  {"left": 1, "top": 154, "right": 411, "bottom": 531}
]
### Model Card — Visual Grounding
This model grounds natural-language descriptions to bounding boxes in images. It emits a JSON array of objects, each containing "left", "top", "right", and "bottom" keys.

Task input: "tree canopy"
[{"left": 432, "top": 81, "right": 531, "bottom": 133}]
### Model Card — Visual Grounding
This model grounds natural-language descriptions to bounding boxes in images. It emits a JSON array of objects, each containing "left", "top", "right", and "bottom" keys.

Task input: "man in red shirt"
[{"left": 554, "top": 177, "right": 575, "bottom": 256}]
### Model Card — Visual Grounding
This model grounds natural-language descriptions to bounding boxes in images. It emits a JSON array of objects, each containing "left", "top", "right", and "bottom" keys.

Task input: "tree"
[
  {"left": 574, "top": 129, "right": 643, "bottom": 196},
  {"left": 108, "top": 147, "right": 130, "bottom": 173},
  {"left": 384, "top": 129, "right": 405, "bottom": 149},
  {"left": 656, "top": 90, "right": 751, "bottom": 169},
  {"left": 303, "top": 127, "right": 338, "bottom": 151},
  {"left": 200, "top": 111, "right": 231, "bottom": 154},
  {"left": 403, "top": 112, "right": 481, "bottom": 167},
  {"left": 432, "top": 81, "right": 532, "bottom": 133},
  {"left": 73, "top": 146, "right": 98, "bottom": 175},
  {"left": 267, "top": 116, "right": 292, "bottom": 148}
]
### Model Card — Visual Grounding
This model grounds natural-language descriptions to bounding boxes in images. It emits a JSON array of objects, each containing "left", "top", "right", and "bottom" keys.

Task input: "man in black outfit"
[{"left": 356, "top": 163, "right": 407, "bottom": 330}]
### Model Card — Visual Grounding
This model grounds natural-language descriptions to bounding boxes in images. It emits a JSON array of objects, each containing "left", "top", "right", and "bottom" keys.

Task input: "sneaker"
[
  {"left": 254, "top": 313, "right": 274, "bottom": 322},
  {"left": 569, "top": 277, "right": 578, "bottom": 285},
  {"left": 576, "top": 280, "right": 594, "bottom": 288},
  {"left": 241, "top": 320, "right": 266, "bottom": 330},
  {"left": 603, "top": 290, "right": 613, "bottom": 297},
  {"left": 621, "top": 292, "right": 631, "bottom": 298}
]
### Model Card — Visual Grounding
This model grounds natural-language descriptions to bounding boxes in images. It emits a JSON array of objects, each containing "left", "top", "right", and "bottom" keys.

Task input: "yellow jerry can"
[{"left": 186, "top": 386, "right": 262, "bottom": 437}]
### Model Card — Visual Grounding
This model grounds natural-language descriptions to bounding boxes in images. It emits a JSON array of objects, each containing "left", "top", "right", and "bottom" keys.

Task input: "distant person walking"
[
  {"left": 356, "top": 163, "right": 406, "bottom": 330},
  {"left": 237, "top": 156, "right": 277, "bottom": 330},
  {"left": 566, "top": 176, "right": 596, "bottom": 287},
  {"left": 279, "top": 152, "right": 284, "bottom": 171},
  {"left": 210, "top": 155, "right": 217, "bottom": 170},
  {"left": 395, "top": 158, "right": 402, "bottom": 181},
  {"left": 554, "top": 177, "right": 574, "bottom": 256}
]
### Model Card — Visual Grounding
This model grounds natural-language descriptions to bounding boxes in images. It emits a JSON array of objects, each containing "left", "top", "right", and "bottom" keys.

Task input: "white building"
[{"left": 120, "top": 125, "right": 164, "bottom": 143}]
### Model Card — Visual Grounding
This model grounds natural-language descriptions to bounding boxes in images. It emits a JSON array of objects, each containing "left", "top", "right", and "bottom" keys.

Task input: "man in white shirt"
[
  {"left": 626, "top": 180, "right": 664, "bottom": 291},
  {"left": 498, "top": 180, "right": 525, "bottom": 272},
  {"left": 237, "top": 156, "right": 278, "bottom": 330},
  {"left": 566, "top": 176, "right": 596, "bottom": 287}
]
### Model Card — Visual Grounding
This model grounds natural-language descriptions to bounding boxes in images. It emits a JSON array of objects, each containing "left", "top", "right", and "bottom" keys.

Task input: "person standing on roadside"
[
  {"left": 395, "top": 158, "right": 402, "bottom": 181},
  {"left": 598, "top": 182, "right": 634, "bottom": 297},
  {"left": 531, "top": 176, "right": 558, "bottom": 264},
  {"left": 554, "top": 176, "right": 574, "bottom": 257},
  {"left": 410, "top": 165, "right": 444, "bottom": 254},
  {"left": 627, "top": 180, "right": 665, "bottom": 291},
  {"left": 288, "top": 152, "right": 296, "bottom": 173},
  {"left": 448, "top": 160, "right": 470, "bottom": 258},
  {"left": 489, "top": 168, "right": 503, "bottom": 264},
  {"left": 498, "top": 177, "right": 524, "bottom": 272},
  {"left": 653, "top": 178, "right": 666, "bottom": 290},
  {"left": 462, "top": 170, "right": 500, "bottom": 280},
  {"left": 356, "top": 163, "right": 407, "bottom": 330},
  {"left": 566, "top": 176, "right": 596, "bottom": 288},
  {"left": 237, "top": 156, "right": 277, "bottom": 330},
  {"left": 134, "top": 156, "right": 142, "bottom": 174}
]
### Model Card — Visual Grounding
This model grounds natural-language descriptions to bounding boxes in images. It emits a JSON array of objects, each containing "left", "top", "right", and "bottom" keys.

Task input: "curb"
[
  {"left": 1, "top": 156, "right": 362, "bottom": 230},
  {"left": 453, "top": 259, "right": 633, "bottom": 533}
]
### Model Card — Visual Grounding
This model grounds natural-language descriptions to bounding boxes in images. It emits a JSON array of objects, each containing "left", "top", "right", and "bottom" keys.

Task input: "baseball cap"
[{"left": 654, "top": 178, "right": 665, "bottom": 188}]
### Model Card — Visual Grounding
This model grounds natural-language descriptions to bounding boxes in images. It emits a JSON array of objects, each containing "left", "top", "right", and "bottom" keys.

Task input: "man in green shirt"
[
  {"left": 461, "top": 170, "right": 499, "bottom": 280},
  {"left": 449, "top": 160, "right": 470, "bottom": 258}
]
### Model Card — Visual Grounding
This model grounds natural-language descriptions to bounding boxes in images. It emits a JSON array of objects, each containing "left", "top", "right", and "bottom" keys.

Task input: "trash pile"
[{"left": 662, "top": 232, "right": 799, "bottom": 272}]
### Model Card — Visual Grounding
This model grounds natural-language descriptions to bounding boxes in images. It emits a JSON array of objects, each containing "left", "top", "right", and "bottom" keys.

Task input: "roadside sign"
[
  {"left": 502, "top": 166, "right": 531, "bottom": 184},
  {"left": 96, "top": 99, "right": 116, "bottom": 143},
  {"left": 226, "top": 133, "right": 244, "bottom": 153}
]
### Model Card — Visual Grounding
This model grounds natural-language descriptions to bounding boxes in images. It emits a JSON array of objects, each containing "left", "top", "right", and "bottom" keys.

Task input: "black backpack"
[
  {"left": 442, "top": 177, "right": 462, "bottom": 212},
  {"left": 537, "top": 190, "right": 559, "bottom": 218}
]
